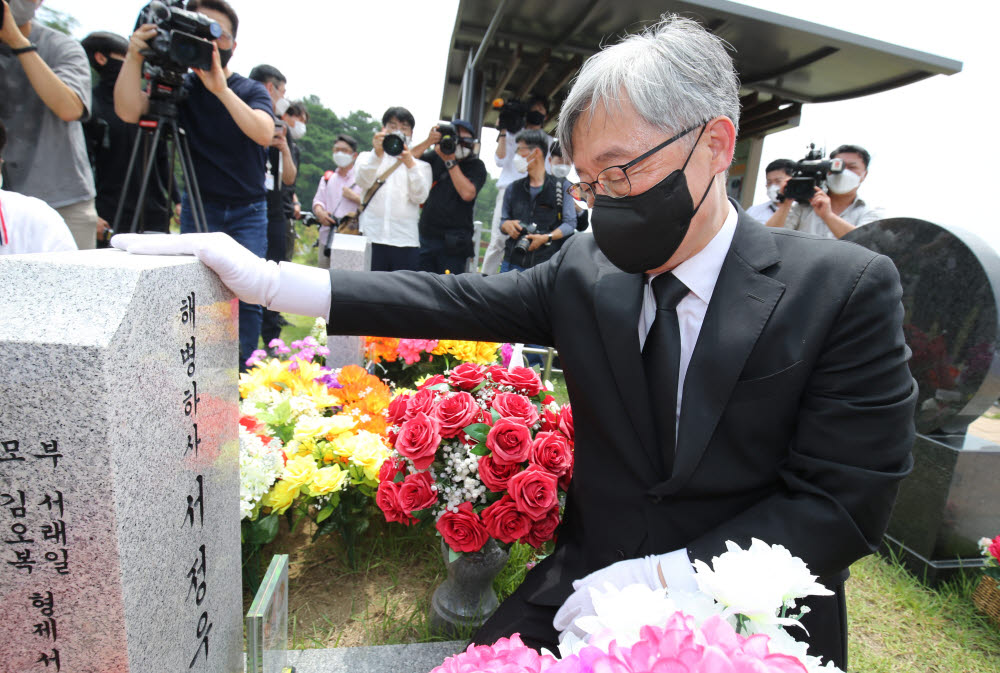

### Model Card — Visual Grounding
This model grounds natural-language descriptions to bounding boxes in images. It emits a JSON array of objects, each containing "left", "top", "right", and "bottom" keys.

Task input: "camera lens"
[
  {"left": 383, "top": 133, "right": 404, "bottom": 157},
  {"left": 440, "top": 136, "right": 456, "bottom": 154}
]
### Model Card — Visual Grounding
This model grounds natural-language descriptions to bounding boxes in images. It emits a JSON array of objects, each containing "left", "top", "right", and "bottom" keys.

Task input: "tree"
[
  {"left": 293, "top": 96, "right": 381, "bottom": 211},
  {"left": 37, "top": 7, "right": 79, "bottom": 35}
]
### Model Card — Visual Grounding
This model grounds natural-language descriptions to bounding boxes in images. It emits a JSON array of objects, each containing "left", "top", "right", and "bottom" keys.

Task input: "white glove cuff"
[
  {"left": 654, "top": 548, "right": 698, "bottom": 594},
  {"left": 269, "top": 262, "right": 332, "bottom": 319}
]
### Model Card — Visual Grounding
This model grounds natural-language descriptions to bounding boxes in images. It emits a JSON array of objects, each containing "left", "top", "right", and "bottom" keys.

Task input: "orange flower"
[{"left": 364, "top": 337, "right": 400, "bottom": 363}]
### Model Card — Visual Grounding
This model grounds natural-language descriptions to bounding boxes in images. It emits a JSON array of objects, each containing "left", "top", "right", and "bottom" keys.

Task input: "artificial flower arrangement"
[
  {"left": 973, "top": 534, "right": 1000, "bottom": 627},
  {"left": 431, "top": 539, "right": 846, "bottom": 673},
  {"left": 238, "top": 323, "right": 393, "bottom": 574},
  {"left": 364, "top": 336, "right": 512, "bottom": 389},
  {"left": 375, "top": 362, "right": 574, "bottom": 559}
]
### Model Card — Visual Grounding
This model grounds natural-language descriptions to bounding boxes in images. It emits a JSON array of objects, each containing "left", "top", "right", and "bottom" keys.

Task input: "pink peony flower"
[{"left": 430, "top": 634, "right": 558, "bottom": 673}]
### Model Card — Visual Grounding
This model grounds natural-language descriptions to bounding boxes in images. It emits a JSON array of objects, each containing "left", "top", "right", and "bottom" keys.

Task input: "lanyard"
[{"left": 0, "top": 195, "right": 8, "bottom": 246}]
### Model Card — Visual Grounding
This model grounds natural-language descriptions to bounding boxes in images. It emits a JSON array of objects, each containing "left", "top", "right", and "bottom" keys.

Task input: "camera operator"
[
  {"left": 82, "top": 31, "right": 180, "bottom": 246},
  {"left": 766, "top": 145, "right": 883, "bottom": 239},
  {"left": 499, "top": 129, "right": 576, "bottom": 273},
  {"left": 250, "top": 64, "right": 300, "bottom": 346},
  {"left": 409, "top": 119, "right": 486, "bottom": 274},
  {"left": 312, "top": 134, "right": 361, "bottom": 270},
  {"left": 115, "top": 0, "right": 275, "bottom": 370},
  {"left": 745, "top": 158, "right": 794, "bottom": 224},
  {"left": 482, "top": 95, "right": 551, "bottom": 274},
  {"left": 355, "top": 106, "right": 431, "bottom": 272},
  {"left": 0, "top": 119, "right": 76, "bottom": 254},
  {"left": 0, "top": 0, "right": 98, "bottom": 250}
]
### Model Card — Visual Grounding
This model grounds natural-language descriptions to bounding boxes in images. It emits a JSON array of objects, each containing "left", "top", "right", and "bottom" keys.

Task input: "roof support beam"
[
  {"left": 470, "top": 0, "right": 511, "bottom": 72},
  {"left": 517, "top": 48, "right": 552, "bottom": 99}
]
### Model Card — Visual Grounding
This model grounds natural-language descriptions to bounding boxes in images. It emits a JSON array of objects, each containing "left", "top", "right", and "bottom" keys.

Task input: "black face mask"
[
  {"left": 218, "top": 47, "right": 233, "bottom": 68},
  {"left": 97, "top": 57, "right": 124, "bottom": 84},
  {"left": 526, "top": 110, "right": 545, "bottom": 126},
  {"left": 590, "top": 124, "right": 712, "bottom": 274}
]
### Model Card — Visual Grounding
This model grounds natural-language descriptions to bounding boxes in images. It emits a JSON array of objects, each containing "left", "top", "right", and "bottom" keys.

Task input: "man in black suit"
[{"left": 112, "top": 14, "right": 916, "bottom": 669}]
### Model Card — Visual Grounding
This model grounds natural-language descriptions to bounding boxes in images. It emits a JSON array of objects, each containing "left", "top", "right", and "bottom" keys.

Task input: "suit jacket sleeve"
[
  {"left": 327, "top": 236, "right": 577, "bottom": 345},
  {"left": 685, "top": 253, "right": 916, "bottom": 579}
]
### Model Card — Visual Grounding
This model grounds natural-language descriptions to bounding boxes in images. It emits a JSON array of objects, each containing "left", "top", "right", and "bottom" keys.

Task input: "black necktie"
[{"left": 643, "top": 273, "right": 689, "bottom": 473}]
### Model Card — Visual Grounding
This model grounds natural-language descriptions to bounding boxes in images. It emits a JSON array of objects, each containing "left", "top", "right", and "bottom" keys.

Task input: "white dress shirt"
[
  {"left": 0, "top": 189, "right": 77, "bottom": 255},
  {"left": 354, "top": 151, "right": 431, "bottom": 248}
]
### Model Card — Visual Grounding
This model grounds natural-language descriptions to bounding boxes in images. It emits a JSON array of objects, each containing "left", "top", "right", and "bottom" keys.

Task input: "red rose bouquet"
[{"left": 376, "top": 363, "right": 575, "bottom": 556}]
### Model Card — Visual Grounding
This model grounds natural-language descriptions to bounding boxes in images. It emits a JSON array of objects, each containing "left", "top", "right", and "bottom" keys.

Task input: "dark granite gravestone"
[{"left": 843, "top": 218, "right": 1000, "bottom": 584}]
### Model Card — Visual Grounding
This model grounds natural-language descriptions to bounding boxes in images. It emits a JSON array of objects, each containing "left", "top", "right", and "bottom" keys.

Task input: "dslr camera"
[
  {"left": 436, "top": 122, "right": 458, "bottom": 154},
  {"left": 382, "top": 130, "right": 407, "bottom": 157},
  {"left": 492, "top": 98, "right": 528, "bottom": 134},
  {"left": 509, "top": 222, "right": 539, "bottom": 266},
  {"left": 135, "top": 1, "right": 221, "bottom": 77},
  {"left": 780, "top": 144, "right": 845, "bottom": 204}
]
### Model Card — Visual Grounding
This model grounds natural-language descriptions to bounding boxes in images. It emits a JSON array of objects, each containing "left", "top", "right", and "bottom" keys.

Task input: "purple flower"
[
  {"left": 315, "top": 373, "right": 343, "bottom": 389},
  {"left": 268, "top": 338, "right": 286, "bottom": 350},
  {"left": 316, "top": 346, "right": 331, "bottom": 357},
  {"left": 501, "top": 343, "right": 514, "bottom": 368}
]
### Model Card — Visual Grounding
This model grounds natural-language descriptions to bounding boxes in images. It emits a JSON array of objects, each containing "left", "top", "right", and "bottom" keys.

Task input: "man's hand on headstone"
[{"left": 111, "top": 232, "right": 279, "bottom": 308}]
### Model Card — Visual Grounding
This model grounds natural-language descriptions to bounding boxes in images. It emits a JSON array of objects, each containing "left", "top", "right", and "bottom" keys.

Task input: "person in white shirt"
[
  {"left": 745, "top": 159, "right": 795, "bottom": 223},
  {"left": 355, "top": 107, "right": 432, "bottom": 271},
  {"left": 482, "top": 95, "right": 552, "bottom": 274},
  {"left": 0, "top": 120, "right": 76, "bottom": 255},
  {"left": 766, "top": 145, "right": 884, "bottom": 239}
]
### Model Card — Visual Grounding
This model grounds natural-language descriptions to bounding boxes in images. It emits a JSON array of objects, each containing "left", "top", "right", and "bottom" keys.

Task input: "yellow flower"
[
  {"left": 310, "top": 465, "right": 348, "bottom": 495},
  {"left": 345, "top": 431, "right": 392, "bottom": 481},
  {"left": 239, "top": 358, "right": 292, "bottom": 399},
  {"left": 294, "top": 414, "right": 357, "bottom": 442},
  {"left": 261, "top": 480, "right": 300, "bottom": 514},
  {"left": 474, "top": 341, "right": 501, "bottom": 365},
  {"left": 282, "top": 455, "right": 318, "bottom": 488},
  {"left": 448, "top": 341, "right": 479, "bottom": 363}
]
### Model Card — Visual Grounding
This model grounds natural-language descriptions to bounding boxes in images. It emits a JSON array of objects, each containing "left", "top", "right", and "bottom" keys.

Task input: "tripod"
[{"left": 112, "top": 76, "right": 209, "bottom": 235}]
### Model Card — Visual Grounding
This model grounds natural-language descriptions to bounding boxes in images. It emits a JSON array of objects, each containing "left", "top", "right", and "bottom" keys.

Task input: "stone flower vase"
[{"left": 430, "top": 538, "right": 509, "bottom": 636}]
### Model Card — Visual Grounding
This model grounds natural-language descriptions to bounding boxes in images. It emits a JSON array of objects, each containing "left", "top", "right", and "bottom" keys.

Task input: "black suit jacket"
[{"left": 329, "top": 206, "right": 916, "bottom": 640}]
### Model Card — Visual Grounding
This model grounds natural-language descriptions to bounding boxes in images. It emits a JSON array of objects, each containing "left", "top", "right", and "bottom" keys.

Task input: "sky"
[{"left": 42, "top": 0, "right": 994, "bottom": 249}]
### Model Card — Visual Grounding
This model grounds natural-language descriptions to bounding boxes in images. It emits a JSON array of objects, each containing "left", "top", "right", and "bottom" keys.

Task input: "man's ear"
[
  {"left": 95, "top": 52, "right": 109, "bottom": 67},
  {"left": 705, "top": 116, "right": 736, "bottom": 176}
]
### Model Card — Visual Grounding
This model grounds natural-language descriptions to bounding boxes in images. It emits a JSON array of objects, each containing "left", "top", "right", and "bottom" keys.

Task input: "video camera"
[
  {"left": 492, "top": 98, "right": 528, "bottom": 134},
  {"left": 134, "top": 1, "right": 221, "bottom": 79},
  {"left": 780, "top": 144, "right": 845, "bottom": 204}
]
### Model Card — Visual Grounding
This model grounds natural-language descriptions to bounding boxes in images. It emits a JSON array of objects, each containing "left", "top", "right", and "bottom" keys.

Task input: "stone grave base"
[{"left": 272, "top": 641, "right": 466, "bottom": 673}]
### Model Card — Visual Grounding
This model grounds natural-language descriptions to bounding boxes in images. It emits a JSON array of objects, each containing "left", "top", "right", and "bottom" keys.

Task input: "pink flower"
[
  {"left": 430, "top": 634, "right": 558, "bottom": 673},
  {"left": 398, "top": 338, "right": 434, "bottom": 365},
  {"left": 989, "top": 535, "right": 1000, "bottom": 563}
]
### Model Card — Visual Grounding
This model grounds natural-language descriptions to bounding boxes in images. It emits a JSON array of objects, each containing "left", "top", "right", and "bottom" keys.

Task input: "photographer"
[
  {"left": 82, "top": 31, "right": 179, "bottom": 245},
  {"left": 499, "top": 128, "right": 576, "bottom": 272},
  {"left": 312, "top": 134, "right": 361, "bottom": 270},
  {"left": 354, "top": 106, "right": 431, "bottom": 272},
  {"left": 250, "top": 64, "right": 300, "bottom": 346},
  {"left": 766, "top": 145, "right": 884, "bottom": 239},
  {"left": 1, "top": 0, "right": 97, "bottom": 250},
  {"left": 115, "top": 0, "right": 275, "bottom": 370},
  {"left": 482, "top": 95, "right": 551, "bottom": 274},
  {"left": 0, "top": 119, "right": 76, "bottom": 254},
  {"left": 409, "top": 119, "right": 486, "bottom": 274},
  {"left": 745, "top": 158, "right": 794, "bottom": 224}
]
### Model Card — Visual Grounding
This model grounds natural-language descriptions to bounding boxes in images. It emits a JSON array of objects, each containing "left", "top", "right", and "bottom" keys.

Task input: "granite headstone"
[
  {"left": 0, "top": 250, "right": 243, "bottom": 671},
  {"left": 844, "top": 218, "right": 1000, "bottom": 583},
  {"left": 328, "top": 235, "right": 372, "bottom": 367}
]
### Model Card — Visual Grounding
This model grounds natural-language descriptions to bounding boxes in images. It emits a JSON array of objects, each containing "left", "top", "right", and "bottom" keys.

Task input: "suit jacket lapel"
[
  {"left": 650, "top": 213, "right": 785, "bottom": 497},
  {"left": 593, "top": 269, "right": 662, "bottom": 477}
]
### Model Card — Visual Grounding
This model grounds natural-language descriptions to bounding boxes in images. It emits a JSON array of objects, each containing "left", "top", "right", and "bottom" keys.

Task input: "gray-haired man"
[{"left": 112, "top": 15, "right": 916, "bottom": 669}]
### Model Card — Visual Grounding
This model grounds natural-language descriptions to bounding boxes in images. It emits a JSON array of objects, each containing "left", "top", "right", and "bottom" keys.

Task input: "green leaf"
[
  {"left": 245, "top": 513, "right": 279, "bottom": 545},
  {"left": 315, "top": 503, "right": 335, "bottom": 524},
  {"left": 469, "top": 443, "right": 490, "bottom": 457},
  {"left": 393, "top": 471, "right": 405, "bottom": 483},
  {"left": 448, "top": 548, "right": 462, "bottom": 563},
  {"left": 464, "top": 423, "right": 492, "bottom": 443},
  {"left": 471, "top": 381, "right": 487, "bottom": 394},
  {"left": 490, "top": 409, "right": 501, "bottom": 424}
]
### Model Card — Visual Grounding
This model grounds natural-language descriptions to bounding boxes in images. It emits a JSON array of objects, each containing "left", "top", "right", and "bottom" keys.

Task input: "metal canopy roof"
[{"left": 441, "top": 0, "right": 962, "bottom": 138}]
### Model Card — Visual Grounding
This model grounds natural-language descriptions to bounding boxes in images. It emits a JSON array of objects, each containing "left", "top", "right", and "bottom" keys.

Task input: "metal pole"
[{"left": 470, "top": 0, "right": 510, "bottom": 72}]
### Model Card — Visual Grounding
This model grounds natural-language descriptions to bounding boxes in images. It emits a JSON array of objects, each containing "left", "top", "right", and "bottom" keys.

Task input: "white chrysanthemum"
[
  {"left": 693, "top": 538, "right": 832, "bottom": 628},
  {"left": 572, "top": 582, "right": 676, "bottom": 648},
  {"left": 670, "top": 589, "right": 726, "bottom": 624},
  {"left": 239, "top": 426, "right": 285, "bottom": 519}
]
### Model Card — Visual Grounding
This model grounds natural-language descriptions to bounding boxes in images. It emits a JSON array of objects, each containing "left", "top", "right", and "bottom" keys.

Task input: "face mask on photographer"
[
  {"left": 218, "top": 47, "right": 234, "bottom": 69},
  {"left": 333, "top": 151, "right": 354, "bottom": 168},
  {"left": 526, "top": 110, "right": 545, "bottom": 127},
  {"left": 826, "top": 168, "right": 861, "bottom": 195},
  {"left": 513, "top": 150, "right": 535, "bottom": 174},
  {"left": 273, "top": 97, "right": 290, "bottom": 118},
  {"left": 288, "top": 121, "right": 306, "bottom": 140},
  {"left": 97, "top": 56, "right": 124, "bottom": 83},
  {"left": 9, "top": 0, "right": 39, "bottom": 26},
  {"left": 551, "top": 164, "right": 571, "bottom": 179},
  {"left": 455, "top": 146, "right": 471, "bottom": 160},
  {"left": 766, "top": 183, "right": 781, "bottom": 204}
]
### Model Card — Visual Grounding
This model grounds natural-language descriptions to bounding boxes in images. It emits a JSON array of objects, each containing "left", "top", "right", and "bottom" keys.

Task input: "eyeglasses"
[
  {"left": 217, "top": 31, "right": 234, "bottom": 48},
  {"left": 568, "top": 123, "right": 702, "bottom": 207}
]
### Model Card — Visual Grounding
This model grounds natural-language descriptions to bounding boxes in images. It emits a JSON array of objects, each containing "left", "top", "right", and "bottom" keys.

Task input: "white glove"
[
  {"left": 552, "top": 550, "right": 697, "bottom": 638},
  {"left": 111, "top": 232, "right": 332, "bottom": 318}
]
